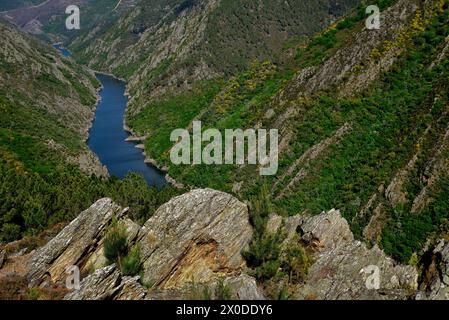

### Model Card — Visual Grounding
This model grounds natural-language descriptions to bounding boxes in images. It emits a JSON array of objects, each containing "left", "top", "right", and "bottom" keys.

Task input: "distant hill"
[
  {"left": 68, "top": 0, "right": 361, "bottom": 105},
  {"left": 0, "top": 0, "right": 47, "bottom": 12},
  {"left": 0, "top": 0, "right": 135, "bottom": 39}
]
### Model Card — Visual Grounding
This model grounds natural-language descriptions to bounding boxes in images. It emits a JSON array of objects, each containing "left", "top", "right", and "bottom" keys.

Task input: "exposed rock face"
[
  {"left": 138, "top": 189, "right": 253, "bottom": 288},
  {"left": 222, "top": 275, "right": 266, "bottom": 300},
  {"left": 63, "top": 264, "right": 148, "bottom": 300},
  {"left": 418, "top": 240, "right": 449, "bottom": 300},
  {"left": 269, "top": 210, "right": 418, "bottom": 300},
  {"left": 282, "top": 0, "right": 418, "bottom": 100},
  {"left": 64, "top": 265, "right": 122, "bottom": 300},
  {"left": 27, "top": 189, "right": 258, "bottom": 300},
  {"left": 27, "top": 199, "right": 126, "bottom": 286},
  {"left": 298, "top": 209, "right": 354, "bottom": 251}
]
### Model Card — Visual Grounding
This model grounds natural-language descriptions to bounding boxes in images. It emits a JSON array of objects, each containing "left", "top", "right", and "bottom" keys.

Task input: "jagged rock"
[
  {"left": 27, "top": 199, "right": 126, "bottom": 286},
  {"left": 297, "top": 210, "right": 417, "bottom": 300},
  {"left": 26, "top": 190, "right": 258, "bottom": 300},
  {"left": 298, "top": 209, "right": 354, "bottom": 251},
  {"left": 223, "top": 275, "right": 266, "bottom": 300},
  {"left": 138, "top": 189, "right": 253, "bottom": 289},
  {"left": 64, "top": 264, "right": 148, "bottom": 300},
  {"left": 114, "top": 276, "right": 148, "bottom": 300},
  {"left": 122, "top": 218, "right": 142, "bottom": 244},
  {"left": 267, "top": 209, "right": 418, "bottom": 300},
  {"left": 144, "top": 274, "right": 264, "bottom": 300},
  {"left": 64, "top": 265, "right": 121, "bottom": 300},
  {"left": 418, "top": 240, "right": 449, "bottom": 300}
]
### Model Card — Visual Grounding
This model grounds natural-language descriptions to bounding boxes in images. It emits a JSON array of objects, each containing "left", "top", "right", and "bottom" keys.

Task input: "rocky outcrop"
[
  {"left": 138, "top": 189, "right": 253, "bottom": 288},
  {"left": 25, "top": 190, "right": 426, "bottom": 300},
  {"left": 66, "top": 150, "right": 109, "bottom": 178},
  {"left": 268, "top": 209, "right": 418, "bottom": 300},
  {"left": 27, "top": 189, "right": 258, "bottom": 300},
  {"left": 63, "top": 264, "right": 148, "bottom": 300},
  {"left": 418, "top": 239, "right": 449, "bottom": 300},
  {"left": 27, "top": 199, "right": 127, "bottom": 286},
  {"left": 221, "top": 275, "right": 265, "bottom": 300}
]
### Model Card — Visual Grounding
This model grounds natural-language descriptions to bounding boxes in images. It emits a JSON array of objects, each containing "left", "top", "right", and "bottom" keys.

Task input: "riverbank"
[
  {"left": 122, "top": 123, "right": 185, "bottom": 189},
  {"left": 57, "top": 46, "right": 180, "bottom": 189}
]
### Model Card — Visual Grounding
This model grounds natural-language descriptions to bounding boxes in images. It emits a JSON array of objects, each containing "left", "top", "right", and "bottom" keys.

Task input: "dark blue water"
[
  {"left": 88, "top": 74, "right": 167, "bottom": 188},
  {"left": 52, "top": 43, "right": 71, "bottom": 57},
  {"left": 53, "top": 44, "right": 167, "bottom": 187}
]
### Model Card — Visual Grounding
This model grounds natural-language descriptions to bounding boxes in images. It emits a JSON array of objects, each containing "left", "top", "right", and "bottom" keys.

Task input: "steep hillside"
[
  {"left": 0, "top": 0, "right": 86, "bottom": 35},
  {"left": 126, "top": 0, "right": 449, "bottom": 265},
  {"left": 1, "top": 0, "right": 448, "bottom": 301},
  {"left": 0, "top": 0, "right": 135, "bottom": 39},
  {"left": 0, "top": 19, "right": 100, "bottom": 167},
  {"left": 0, "top": 21, "right": 179, "bottom": 243},
  {"left": 69, "top": 0, "right": 361, "bottom": 107}
]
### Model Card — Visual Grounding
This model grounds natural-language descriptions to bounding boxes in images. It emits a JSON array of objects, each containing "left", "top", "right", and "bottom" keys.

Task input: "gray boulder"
[
  {"left": 27, "top": 198, "right": 127, "bottom": 286},
  {"left": 137, "top": 189, "right": 253, "bottom": 288},
  {"left": 268, "top": 209, "right": 418, "bottom": 300},
  {"left": 418, "top": 239, "right": 449, "bottom": 300}
]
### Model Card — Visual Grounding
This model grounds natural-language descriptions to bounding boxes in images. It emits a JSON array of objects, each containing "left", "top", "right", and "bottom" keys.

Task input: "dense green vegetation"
[
  {"left": 0, "top": 95, "right": 178, "bottom": 241},
  {"left": 103, "top": 217, "right": 128, "bottom": 264},
  {"left": 128, "top": 81, "right": 222, "bottom": 158},
  {"left": 127, "top": 0, "right": 449, "bottom": 265},
  {"left": 0, "top": 127, "right": 178, "bottom": 242},
  {"left": 121, "top": 245, "right": 142, "bottom": 277},
  {"left": 243, "top": 185, "right": 310, "bottom": 296},
  {"left": 103, "top": 218, "right": 142, "bottom": 276},
  {"left": 382, "top": 177, "right": 449, "bottom": 263},
  {"left": 202, "top": 0, "right": 360, "bottom": 76}
]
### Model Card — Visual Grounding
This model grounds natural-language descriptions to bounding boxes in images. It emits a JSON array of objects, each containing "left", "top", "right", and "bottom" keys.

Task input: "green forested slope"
[
  {"left": 127, "top": 0, "right": 449, "bottom": 263},
  {"left": 68, "top": 0, "right": 360, "bottom": 108}
]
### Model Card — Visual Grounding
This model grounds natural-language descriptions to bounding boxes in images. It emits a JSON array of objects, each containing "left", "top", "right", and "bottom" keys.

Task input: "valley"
[
  {"left": 0, "top": 0, "right": 449, "bottom": 301},
  {"left": 88, "top": 73, "right": 167, "bottom": 187}
]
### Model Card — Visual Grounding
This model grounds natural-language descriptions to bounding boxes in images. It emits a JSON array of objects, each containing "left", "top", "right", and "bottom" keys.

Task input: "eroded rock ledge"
[
  {"left": 23, "top": 190, "right": 425, "bottom": 300},
  {"left": 268, "top": 209, "right": 418, "bottom": 300},
  {"left": 26, "top": 189, "right": 260, "bottom": 300}
]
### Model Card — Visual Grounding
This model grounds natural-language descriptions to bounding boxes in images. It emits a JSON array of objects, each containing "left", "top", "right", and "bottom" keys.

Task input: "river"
[{"left": 53, "top": 44, "right": 167, "bottom": 187}]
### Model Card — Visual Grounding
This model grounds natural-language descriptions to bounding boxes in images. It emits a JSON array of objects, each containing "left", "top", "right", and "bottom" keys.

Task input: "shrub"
[
  {"left": 216, "top": 278, "right": 232, "bottom": 300},
  {"left": 26, "top": 288, "right": 40, "bottom": 300},
  {"left": 243, "top": 233, "right": 283, "bottom": 281},
  {"left": 103, "top": 218, "right": 128, "bottom": 264},
  {"left": 121, "top": 245, "right": 142, "bottom": 276},
  {"left": 282, "top": 236, "right": 310, "bottom": 283},
  {"left": 1, "top": 223, "right": 21, "bottom": 243}
]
